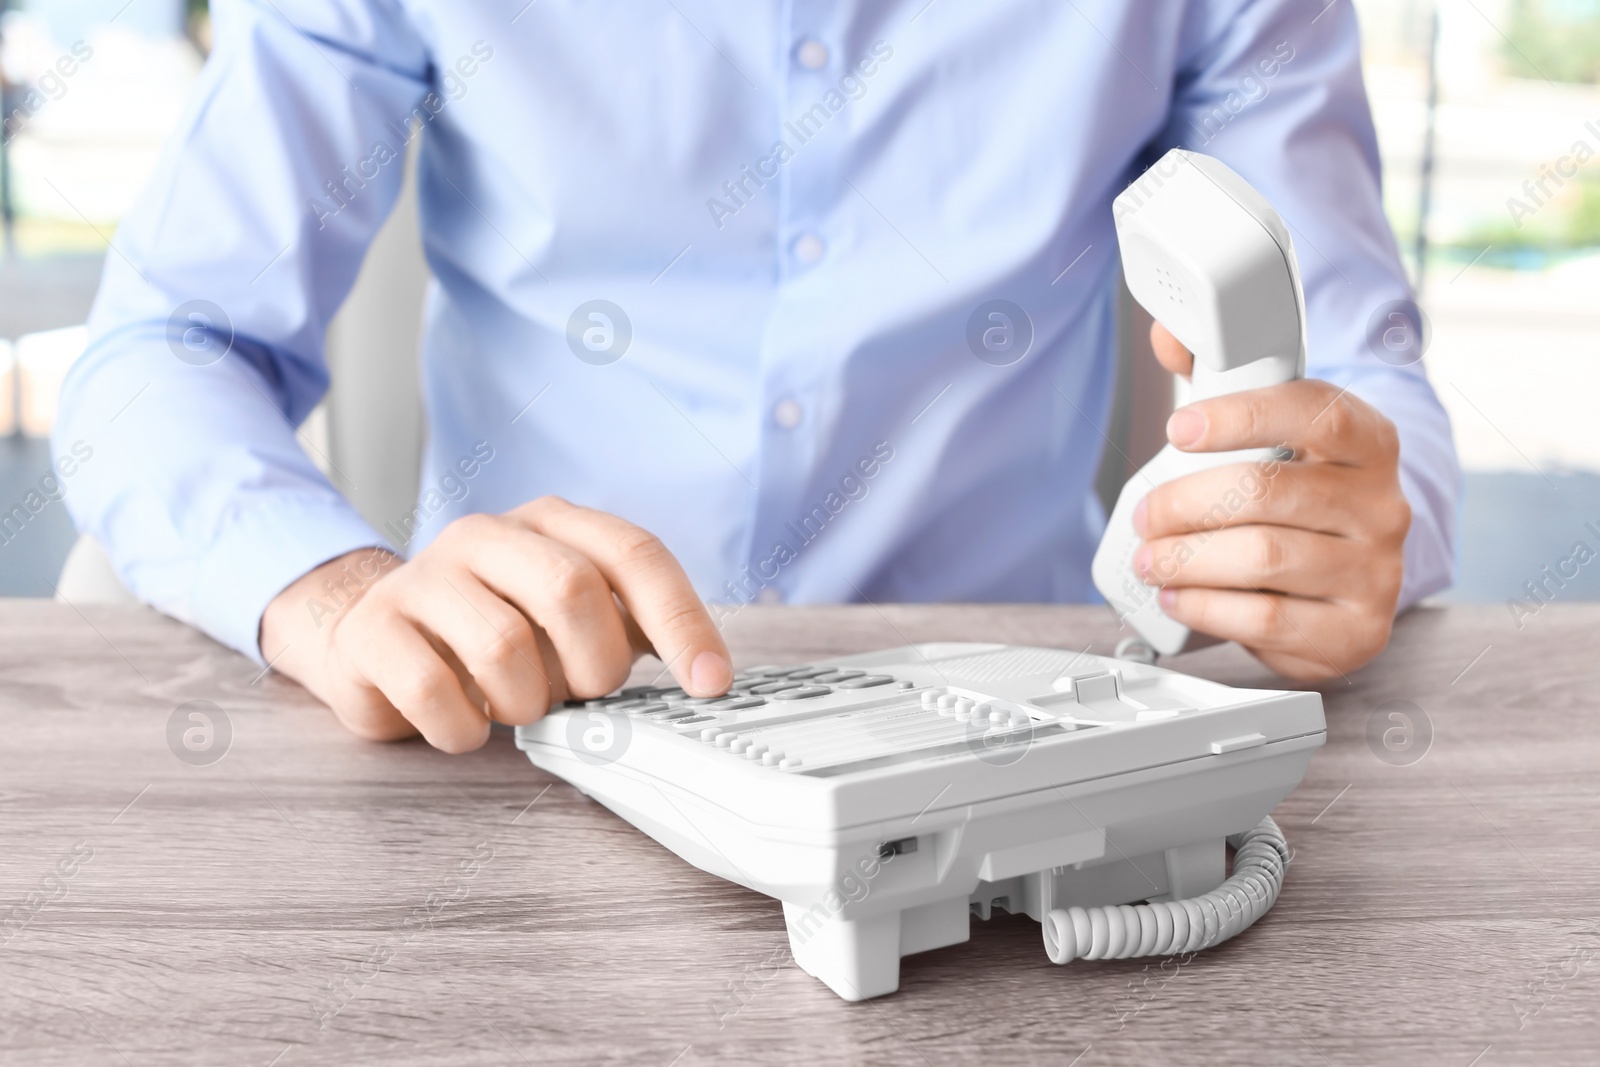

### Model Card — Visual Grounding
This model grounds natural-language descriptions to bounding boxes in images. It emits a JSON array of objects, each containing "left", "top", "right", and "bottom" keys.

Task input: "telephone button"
[
  {"left": 1210, "top": 732, "right": 1266, "bottom": 755},
  {"left": 835, "top": 674, "right": 894, "bottom": 689},
  {"left": 772, "top": 685, "right": 831, "bottom": 700},
  {"left": 711, "top": 696, "right": 766, "bottom": 711},
  {"left": 750, "top": 679, "right": 806, "bottom": 695}
]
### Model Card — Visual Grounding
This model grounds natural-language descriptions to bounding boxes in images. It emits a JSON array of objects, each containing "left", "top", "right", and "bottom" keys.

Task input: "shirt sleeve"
[
  {"left": 1155, "top": 0, "right": 1462, "bottom": 610},
  {"left": 52, "top": 0, "right": 431, "bottom": 661}
]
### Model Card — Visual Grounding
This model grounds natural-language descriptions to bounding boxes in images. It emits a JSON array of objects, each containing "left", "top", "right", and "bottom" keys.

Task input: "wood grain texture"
[{"left": 1, "top": 601, "right": 1598, "bottom": 1066}]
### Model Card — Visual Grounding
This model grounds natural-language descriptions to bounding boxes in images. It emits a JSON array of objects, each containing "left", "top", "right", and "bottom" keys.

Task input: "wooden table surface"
[{"left": 2, "top": 601, "right": 1598, "bottom": 1066}]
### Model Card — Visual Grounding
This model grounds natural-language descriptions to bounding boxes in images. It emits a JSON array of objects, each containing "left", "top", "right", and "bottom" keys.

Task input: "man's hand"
[
  {"left": 259, "top": 497, "right": 732, "bottom": 752},
  {"left": 1132, "top": 323, "right": 1411, "bottom": 680}
]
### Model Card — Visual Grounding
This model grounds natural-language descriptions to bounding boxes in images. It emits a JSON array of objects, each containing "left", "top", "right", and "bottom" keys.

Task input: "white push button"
[
  {"left": 1210, "top": 732, "right": 1267, "bottom": 755},
  {"left": 794, "top": 233, "right": 825, "bottom": 264},
  {"left": 796, "top": 39, "right": 828, "bottom": 70},
  {"left": 773, "top": 398, "right": 803, "bottom": 428}
]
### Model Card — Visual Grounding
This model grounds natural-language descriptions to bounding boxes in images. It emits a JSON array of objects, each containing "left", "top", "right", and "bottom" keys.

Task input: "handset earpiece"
[{"left": 1091, "top": 149, "right": 1308, "bottom": 656}]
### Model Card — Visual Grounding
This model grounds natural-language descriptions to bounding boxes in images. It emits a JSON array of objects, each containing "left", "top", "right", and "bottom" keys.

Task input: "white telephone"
[
  {"left": 513, "top": 152, "right": 1324, "bottom": 1002},
  {"left": 1092, "top": 148, "right": 1308, "bottom": 656},
  {"left": 516, "top": 644, "right": 1323, "bottom": 1001}
]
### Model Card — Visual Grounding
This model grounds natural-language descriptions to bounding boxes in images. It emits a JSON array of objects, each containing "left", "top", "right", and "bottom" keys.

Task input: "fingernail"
[
  {"left": 1166, "top": 409, "right": 1204, "bottom": 448},
  {"left": 1159, "top": 588, "right": 1178, "bottom": 609},
  {"left": 1132, "top": 498, "right": 1148, "bottom": 537},
  {"left": 690, "top": 650, "right": 731, "bottom": 695},
  {"left": 1133, "top": 545, "right": 1152, "bottom": 580}
]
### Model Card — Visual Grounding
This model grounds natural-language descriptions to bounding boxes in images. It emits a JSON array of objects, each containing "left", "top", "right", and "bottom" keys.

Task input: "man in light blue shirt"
[{"left": 56, "top": 0, "right": 1458, "bottom": 751}]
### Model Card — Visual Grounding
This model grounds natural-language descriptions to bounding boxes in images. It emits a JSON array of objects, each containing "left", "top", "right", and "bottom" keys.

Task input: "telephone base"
[
  {"left": 784, "top": 838, "right": 1227, "bottom": 1000},
  {"left": 516, "top": 642, "right": 1323, "bottom": 1000}
]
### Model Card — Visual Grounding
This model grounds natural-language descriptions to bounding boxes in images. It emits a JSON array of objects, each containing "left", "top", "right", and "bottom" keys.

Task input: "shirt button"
[
  {"left": 796, "top": 39, "right": 829, "bottom": 70},
  {"left": 794, "top": 233, "right": 825, "bottom": 264},
  {"left": 773, "top": 398, "right": 803, "bottom": 428}
]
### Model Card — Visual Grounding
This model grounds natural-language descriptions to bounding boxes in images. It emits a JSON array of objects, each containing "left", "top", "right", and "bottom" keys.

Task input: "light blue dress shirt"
[{"left": 56, "top": 0, "right": 1460, "bottom": 663}]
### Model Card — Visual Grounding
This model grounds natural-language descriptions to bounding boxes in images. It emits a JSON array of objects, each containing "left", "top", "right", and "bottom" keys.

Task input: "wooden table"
[{"left": 2, "top": 601, "right": 1598, "bottom": 1066}]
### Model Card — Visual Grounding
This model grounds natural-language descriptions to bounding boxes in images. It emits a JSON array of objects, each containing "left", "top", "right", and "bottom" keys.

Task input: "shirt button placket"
[{"left": 753, "top": 5, "right": 841, "bottom": 604}]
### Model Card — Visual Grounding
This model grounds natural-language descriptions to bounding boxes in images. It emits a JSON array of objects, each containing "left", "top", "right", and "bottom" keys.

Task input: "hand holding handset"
[{"left": 1091, "top": 149, "right": 1308, "bottom": 656}]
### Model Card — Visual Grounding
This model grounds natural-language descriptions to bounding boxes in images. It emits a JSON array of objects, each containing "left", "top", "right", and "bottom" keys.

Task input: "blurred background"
[{"left": 0, "top": 0, "right": 1594, "bottom": 606}]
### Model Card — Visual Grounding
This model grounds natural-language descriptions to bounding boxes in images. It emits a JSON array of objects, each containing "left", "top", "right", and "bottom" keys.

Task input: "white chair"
[{"left": 55, "top": 533, "right": 137, "bottom": 604}]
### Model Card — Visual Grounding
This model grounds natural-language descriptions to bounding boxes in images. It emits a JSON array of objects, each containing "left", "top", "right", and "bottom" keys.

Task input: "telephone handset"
[{"left": 1091, "top": 148, "right": 1308, "bottom": 656}]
